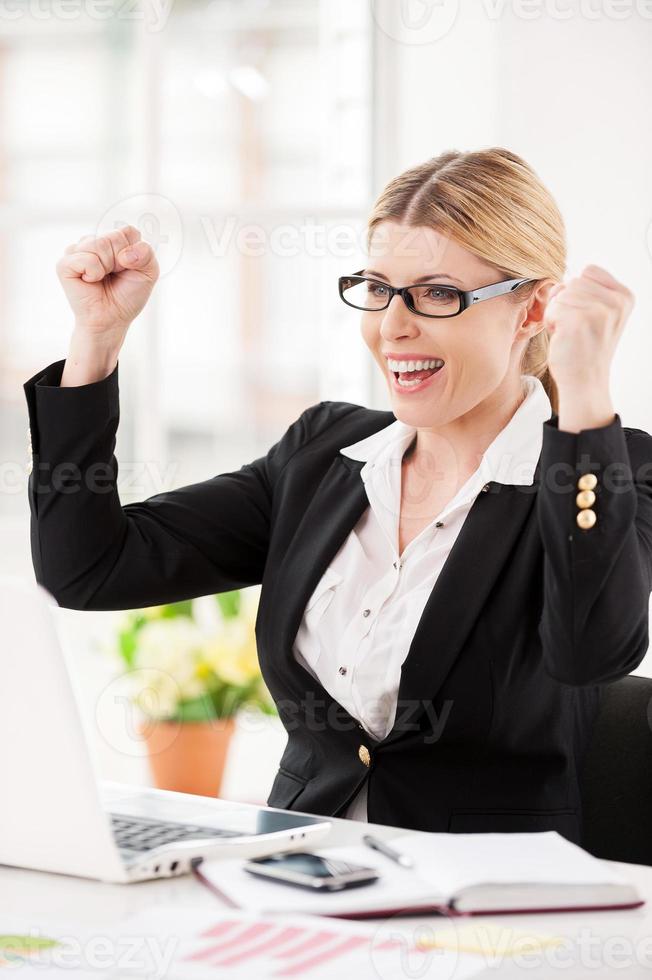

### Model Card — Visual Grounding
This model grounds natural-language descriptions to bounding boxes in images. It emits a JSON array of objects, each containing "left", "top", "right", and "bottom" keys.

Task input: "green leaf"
[
  {"left": 159, "top": 600, "right": 194, "bottom": 619},
  {"left": 117, "top": 630, "right": 137, "bottom": 669},
  {"left": 215, "top": 590, "right": 241, "bottom": 619},
  {"left": 174, "top": 694, "right": 219, "bottom": 722},
  {"left": 0, "top": 935, "right": 59, "bottom": 952}
]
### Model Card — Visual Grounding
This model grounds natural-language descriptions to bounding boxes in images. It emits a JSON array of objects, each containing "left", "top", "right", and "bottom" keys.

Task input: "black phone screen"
[{"left": 250, "top": 852, "right": 367, "bottom": 878}]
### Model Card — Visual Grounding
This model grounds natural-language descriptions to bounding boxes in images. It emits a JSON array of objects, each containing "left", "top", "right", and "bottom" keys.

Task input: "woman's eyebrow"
[{"left": 362, "top": 268, "right": 464, "bottom": 286}]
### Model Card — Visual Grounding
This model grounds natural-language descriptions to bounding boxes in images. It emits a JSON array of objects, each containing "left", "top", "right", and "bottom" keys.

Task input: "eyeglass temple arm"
[{"left": 463, "top": 278, "right": 536, "bottom": 305}]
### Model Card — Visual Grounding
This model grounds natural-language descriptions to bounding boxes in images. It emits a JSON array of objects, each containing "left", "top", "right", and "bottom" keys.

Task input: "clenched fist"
[
  {"left": 543, "top": 264, "right": 634, "bottom": 393},
  {"left": 56, "top": 224, "right": 159, "bottom": 338}
]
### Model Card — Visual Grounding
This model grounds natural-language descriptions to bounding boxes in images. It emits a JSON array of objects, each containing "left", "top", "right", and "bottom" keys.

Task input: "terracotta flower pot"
[{"left": 139, "top": 715, "right": 236, "bottom": 798}]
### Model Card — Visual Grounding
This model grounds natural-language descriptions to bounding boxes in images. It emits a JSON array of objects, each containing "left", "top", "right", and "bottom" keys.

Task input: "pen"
[{"left": 362, "top": 834, "right": 414, "bottom": 868}]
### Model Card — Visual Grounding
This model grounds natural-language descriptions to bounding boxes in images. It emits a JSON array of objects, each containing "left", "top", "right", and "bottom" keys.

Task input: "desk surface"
[{"left": 3, "top": 782, "right": 652, "bottom": 979}]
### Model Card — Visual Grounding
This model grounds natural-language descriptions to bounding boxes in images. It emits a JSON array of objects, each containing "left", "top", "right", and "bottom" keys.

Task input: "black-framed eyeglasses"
[{"left": 338, "top": 269, "right": 537, "bottom": 318}]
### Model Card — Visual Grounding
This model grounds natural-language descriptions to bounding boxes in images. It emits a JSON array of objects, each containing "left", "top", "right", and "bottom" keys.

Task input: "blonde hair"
[{"left": 366, "top": 147, "right": 566, "bottom": 414}]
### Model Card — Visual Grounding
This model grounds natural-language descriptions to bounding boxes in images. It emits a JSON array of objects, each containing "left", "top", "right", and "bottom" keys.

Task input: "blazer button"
[
  {"left": 576, "top": 508, "right": 596, "bottom": 530},
  {"left": 358, "top": 744, "right": 371, "bottom": 767},
  {"left": 577, "top": 473, "right": 597, "bottom": 491},
  {"left": 576, "top": 489, "right": 596, "bottom": 509}
]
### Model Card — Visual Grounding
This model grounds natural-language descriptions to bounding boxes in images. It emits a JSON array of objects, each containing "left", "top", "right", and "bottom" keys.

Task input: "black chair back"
[{"left": 579, "top": 674, "right": 652, "bottom": 866}]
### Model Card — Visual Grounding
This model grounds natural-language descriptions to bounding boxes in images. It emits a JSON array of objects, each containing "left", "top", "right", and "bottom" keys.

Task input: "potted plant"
[{"left": 111, "top": 587, "right": 276, "bottom": 797}]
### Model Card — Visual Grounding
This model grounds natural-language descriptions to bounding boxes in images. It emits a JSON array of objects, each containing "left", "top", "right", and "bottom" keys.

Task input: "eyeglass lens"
[{"left": 342, "top": 278, "right": 462, "bottom": 316}]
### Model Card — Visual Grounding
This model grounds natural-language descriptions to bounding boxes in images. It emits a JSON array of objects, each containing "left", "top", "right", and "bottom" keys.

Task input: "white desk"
[{"left": 3, "top": 782, "right": 652, "bottom": 979}]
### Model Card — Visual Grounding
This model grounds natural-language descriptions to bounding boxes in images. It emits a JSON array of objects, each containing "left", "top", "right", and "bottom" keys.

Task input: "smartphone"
[{"left": 242, "top": 851, "right": 380, "bottom": 891}]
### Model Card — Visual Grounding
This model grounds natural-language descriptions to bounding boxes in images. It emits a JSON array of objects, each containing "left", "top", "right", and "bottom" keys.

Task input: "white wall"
[{"left": 369, "top": 0, "right": 652, "bottom": 674}]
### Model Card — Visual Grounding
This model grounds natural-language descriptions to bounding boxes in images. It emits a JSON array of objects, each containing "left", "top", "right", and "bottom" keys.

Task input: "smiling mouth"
[{"left": 386, "top": 357, "right": 445, "bottom": 385}]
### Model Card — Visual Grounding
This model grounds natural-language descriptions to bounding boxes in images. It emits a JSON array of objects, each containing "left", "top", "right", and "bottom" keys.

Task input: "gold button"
[
  {"left": 578, "top": 473, "right": 597, "bottom": 491},
  {"left": 576, "top": 509, "right": 596, "bottom": 529},
  {"left": 576, "top": 489, "right": 596, "bottom": 509},
  {"left": 358, "top": 745, "right": 371, "bottom": 767}
]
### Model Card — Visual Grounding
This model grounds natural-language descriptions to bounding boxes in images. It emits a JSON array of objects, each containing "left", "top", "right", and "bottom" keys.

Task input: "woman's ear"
[{"left": 522, "top": 278, "right": 558, "bottom": 332}]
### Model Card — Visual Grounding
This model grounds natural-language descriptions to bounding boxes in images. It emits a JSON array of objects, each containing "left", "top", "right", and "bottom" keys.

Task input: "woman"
[{"left": 23, "top": 147, "right": 652, "bottom": 843}]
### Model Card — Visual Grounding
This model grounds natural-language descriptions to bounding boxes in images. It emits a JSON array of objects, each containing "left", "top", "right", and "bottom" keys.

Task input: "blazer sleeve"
[
  {"left": 537, "top": 412, "right": 652, "bottom": 686},
  {"left": 23, "top": 358, "right": 319, "bottom": 612}
]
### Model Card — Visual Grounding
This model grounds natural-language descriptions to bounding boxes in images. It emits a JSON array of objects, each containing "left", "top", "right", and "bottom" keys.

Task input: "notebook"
[{"left": 193, "top": 830, "right": 644, "bottom": 918}]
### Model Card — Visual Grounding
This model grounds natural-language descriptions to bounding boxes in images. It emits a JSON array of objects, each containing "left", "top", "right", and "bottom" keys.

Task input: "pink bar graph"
[
  {"left": 181, "top": 916, "right": 406, "bottom": 976},
  {"left": 198, "top": 920, "right": 239, "bottom": 940},
  {"left": 182, "top": 921, "right": 275, "bottom": 962},
  {"left": 214, "top": 926, "right": 306, "bottom": 967},
  {"left": 270, "top": 929, "right": 337, "bottom": 959},
  {"left": 275, "top": 935, "right": 370, "bottom": 976}
]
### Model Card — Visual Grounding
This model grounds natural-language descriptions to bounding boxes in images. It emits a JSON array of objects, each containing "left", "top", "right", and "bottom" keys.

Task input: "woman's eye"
[{"left": 424, "top": 286, "right": 455, "bottom": 302}]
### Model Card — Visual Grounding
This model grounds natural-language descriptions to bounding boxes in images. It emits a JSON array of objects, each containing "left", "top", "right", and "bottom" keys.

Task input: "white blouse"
[{"left": 292, "top": 375, "right": 553, "bottom": 821}]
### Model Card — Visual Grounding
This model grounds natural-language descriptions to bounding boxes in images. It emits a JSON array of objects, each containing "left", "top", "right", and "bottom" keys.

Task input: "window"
[{"left": 0, "top": 0, "right": 374, "bottom": 572}]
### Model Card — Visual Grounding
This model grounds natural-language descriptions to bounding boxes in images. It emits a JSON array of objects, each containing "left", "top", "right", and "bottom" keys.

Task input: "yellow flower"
[
  {"left": 130, "top": 666, "right": 180, "bottom": 720},
  {"left": 194, "top": 660, "right": 214, "bottom": 682},
  {"left": 203, "top": 620, "right": 260, "bottom": 687},
  {"left": 134, "top": 618, "right": 207, "bottom": 703}
]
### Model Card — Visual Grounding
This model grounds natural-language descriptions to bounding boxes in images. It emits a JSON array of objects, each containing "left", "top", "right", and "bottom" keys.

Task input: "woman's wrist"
[
  {"left": 60, "top": 326, "right": 126, "bottom": 387},
  {"left": 555, "top": 384, "right": 615, "bottom": 434}
]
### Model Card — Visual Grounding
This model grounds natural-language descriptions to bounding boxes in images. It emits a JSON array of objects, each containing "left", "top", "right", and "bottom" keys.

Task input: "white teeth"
[{"left": 387, "top": 357, "right": 444, "bottom": 373}]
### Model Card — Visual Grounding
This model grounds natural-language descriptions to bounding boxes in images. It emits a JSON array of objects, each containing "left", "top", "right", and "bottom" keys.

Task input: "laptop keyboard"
[{"left": 110, "top": 813, "right": 243, "bottom": 853}]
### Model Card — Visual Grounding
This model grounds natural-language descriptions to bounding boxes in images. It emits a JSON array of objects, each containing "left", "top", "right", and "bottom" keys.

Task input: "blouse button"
[
  {"left": 362, "top": 608, "right": 371, "bottom": 618},
  {"left": 338, "top": 666, "right": 347, "bottom": 676}
]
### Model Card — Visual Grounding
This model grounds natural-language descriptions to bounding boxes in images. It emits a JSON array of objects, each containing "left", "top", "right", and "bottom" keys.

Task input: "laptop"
[{"left": 0, "top": 575, "right": 331, "bottom": 883}]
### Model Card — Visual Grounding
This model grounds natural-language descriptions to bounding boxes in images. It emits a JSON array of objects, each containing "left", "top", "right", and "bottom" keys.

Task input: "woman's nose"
[{"left": 379, "top": 295, "right": 421, "bottom": 337}]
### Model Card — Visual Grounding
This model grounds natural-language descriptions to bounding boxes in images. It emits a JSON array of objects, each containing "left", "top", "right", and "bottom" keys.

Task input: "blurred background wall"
[{"left": 2, "top": 0, "right": 651, "bottom": 801}]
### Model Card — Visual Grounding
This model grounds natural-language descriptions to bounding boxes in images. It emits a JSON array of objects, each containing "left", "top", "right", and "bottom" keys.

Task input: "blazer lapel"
[
  {"left": 380, "top": 468, "right": 541, "bottom": 747},
  {"left": 272, "top": 411, "right": 551, "bottom": 745},
  {"left": 380, "top": 422, "right": 551, "bottom": 746},
  {"left": 275, "top": 454, "right": 369, "bottom": 666}
]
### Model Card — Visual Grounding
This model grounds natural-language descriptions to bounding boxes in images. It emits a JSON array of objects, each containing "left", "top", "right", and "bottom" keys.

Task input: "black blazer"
[{"left": 23, "top": 359, "right": 652, "bottom": 845}]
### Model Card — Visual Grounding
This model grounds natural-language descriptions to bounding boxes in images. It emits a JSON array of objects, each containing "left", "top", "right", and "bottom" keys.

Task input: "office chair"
[{"left": 579, "top": 673, "right": 652, "bottom": 867}]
